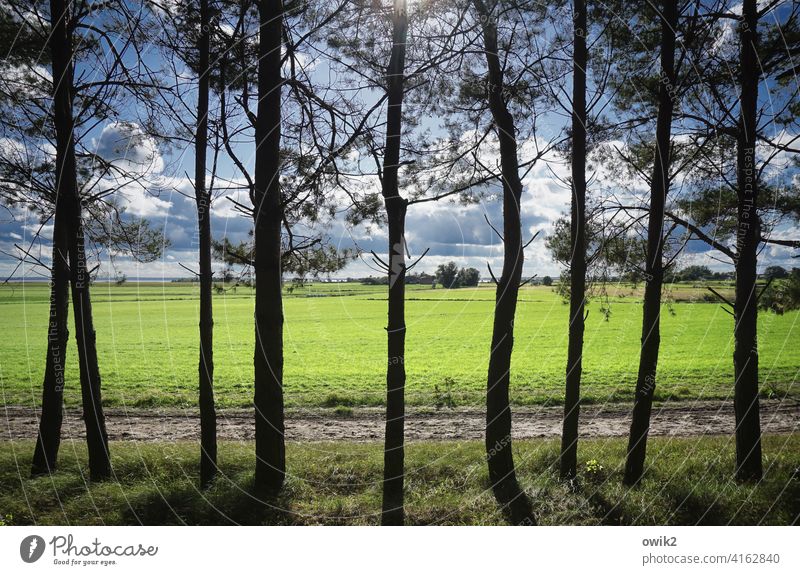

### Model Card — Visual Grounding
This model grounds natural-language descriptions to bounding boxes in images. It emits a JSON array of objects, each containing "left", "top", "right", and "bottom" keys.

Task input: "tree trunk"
[
  {"left": 382, "top": 200, "right": 407, "bottom": 525},
  {"left": 733, "top": 0, "right": 762, "bottom": 482},
  {"left": 31, "top": 205, "right": 70, "bottom": 476},
  {"left": 381, "top": 0, "right": 409, "bottom": 526},
  {"left": 474, "top": 0, "right": 535, "bottom": 525},
  {"left": 196, "top": 0, "right": 217, "bottom": 488},
  {"left": 69, "top": 223, "right": 111, "bottom": 481},
  {"left": 559, "top": 0, "right": 587, "bottom": 481},
  {"left": 623, "top": 0, "right": 677, "bottom": 486},
  {"left": 253, "top": 0, "right": 286, "bottom": 493},
  {"left": 48, "top": 0, "right": 111, "bottom": 481}
]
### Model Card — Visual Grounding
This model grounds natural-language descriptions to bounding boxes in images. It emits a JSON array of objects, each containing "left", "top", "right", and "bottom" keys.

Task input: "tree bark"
[
  {"left": 253, "top": 0, "right": 286, "bottom": 493},
  {"left": 733, "top": 0, "right": 762, "bottom": 482},
  {"left": 48, "top": 0, "right": 111, "bottom": 481},
  {"left": 31, "top": 203, "right": 70, "bottom": 476},
  {"left": 473, "top": 0, "right": 535, "bottom": 525},
  {"left": 196, "top": 0, "right": 217, "bottom": 488},
  {"left": 69, "top": 223, "right": 111, "bottom": 481},
  {"left": 559, "top": 0, "right": 587, "bottom": 481},
  {"left": 623, "top": 0, "right": 677, "bottom": 486},
  {"left": 381, "top": 0, "right": 409, "bottom": 527}
]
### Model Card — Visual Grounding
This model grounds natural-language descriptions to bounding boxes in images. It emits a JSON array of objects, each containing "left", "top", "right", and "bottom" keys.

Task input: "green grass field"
[
  {"left": 1, "top": 281, "right": 798, "bottom": 408},
  {"left": 1, "top": 436, "right": 797, "bottom": 525}
]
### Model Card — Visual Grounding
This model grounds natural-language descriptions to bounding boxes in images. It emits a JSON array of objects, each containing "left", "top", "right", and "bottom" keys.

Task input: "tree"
[
  {"left": 0, "top": 8, "right": 69, "bottom": 476},
  {"left": 253, "top": 0, "right": 286, "bottom": 493},
  {"left": 472, "top": 0, "right": 536, "bottom": 525},
  {"left": 435, "top": 261, "right": 460, "bottom": 288},
  {"left": 603, "top": 0, "right": 800, "bottom": 480},
  {"left": 559, "top": 0, "right": 587, "bottom": 480},
  {"left": 678, "top": 0, "right": 799, "bottom": 481},
  {"left": 763, "top": 266, "right": 788, "bottom": 281},
  {"left": 49, "top": 0, "right": 110, "bottom": 480},
  {"left": 545, "top": 0, "right": 746, "bottom": 482},
  {"left": 545, "top": 215, "right": 646, "bottom": 301},
  {"left": 0, "top": 5, "right": 66, "bottom": 477},
  {"left": 457, "top": 267, "right": 480, "bottom": 287},
  {"left": 194, "top": 0, "right": 378, "bottom": 492},
  {"left": 1, "top": 0, "right": 168, "bottom": 479},
  {"left": 376, "top": 0, "right": 410, "bottom": 526},
  {"left": 30, "top": 154, "right": 71, "bottom": 479},
  {"left": 434, "top": 263, "right": 480, "bottom": 288},
  {"left": 624, "top": 0, "right": 678, "bottom": 486},
  {"left": 542, "top": 275, "right": 553, "bottom": 286},
  {"left": 328, "top": 0, "right": 484, "bottom": 524},
  {"left": 760, "top": 268, "right": 800, "bottom": 314},
  {"left": 194, "top": 0, "right": 218, "bottom": 488},
  {"left": 732, "top": 0, "right": 763, "bottom": 481},
  {"left": 670, "top": 265, "right": 714, "bottom": 283},
  {"left": 150, "top": 0, "right": 222, "bottom": 489},
  {"left": 151, "top": 0, "right": 224, "bottom": 487}
]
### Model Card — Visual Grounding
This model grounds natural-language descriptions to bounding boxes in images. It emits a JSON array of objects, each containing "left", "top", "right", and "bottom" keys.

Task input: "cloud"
[
  {"left": 122, "top": 187, "right": 174, "bottom": 218},
  {"left": 93, "top": 122, "right": 165, "bottom": 175},
  {"left": 0, "top": 62, "right": 51, "bottom": 102},
  {"left": 318, "top": 137, "right": 573, "bottom": 278}
]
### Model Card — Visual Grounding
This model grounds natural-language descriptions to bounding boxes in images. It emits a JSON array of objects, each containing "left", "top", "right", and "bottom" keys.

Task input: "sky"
[{"left": 1, "top": 0, "right": 799, "bottom": 282}]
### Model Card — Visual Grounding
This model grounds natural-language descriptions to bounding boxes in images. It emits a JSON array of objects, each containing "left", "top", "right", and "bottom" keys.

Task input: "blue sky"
[{"left": 1, "top": 0, "right": 799, "bottom": 281}]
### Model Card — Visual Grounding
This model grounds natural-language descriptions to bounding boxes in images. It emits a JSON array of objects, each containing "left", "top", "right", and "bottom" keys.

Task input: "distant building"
[{"left": 407, "top": 272, "right": 435, "bottom": 285}]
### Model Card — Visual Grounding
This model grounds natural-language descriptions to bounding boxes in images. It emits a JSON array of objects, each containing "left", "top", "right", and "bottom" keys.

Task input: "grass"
[
  {"left": 0, "top": 436, "right": 798, "bottom": 525},
  {"left": 0, "top": 281, "right": 798, "bottom": 409}
]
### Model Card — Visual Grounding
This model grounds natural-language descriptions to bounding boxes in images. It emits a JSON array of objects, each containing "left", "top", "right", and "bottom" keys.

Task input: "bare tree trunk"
[
  {"left": 196, "top": 0, "right": 217, "bottom": 488},
  {"left": 623, "top": 0, "right": 677, "bottom": 486},
  {"left": 473, "top": 0, "right": 535, "bottom": 525},
  {"left": 31, "top": 207, "right": 69, "bottom": 476},
  {"left": 253, "top": 0, "right": 286, "bottom": 493},
  {"left": 49, "top": 0, "right": 111, "bottom": 481},
  {"left": 733, "top": 0, "right": 762, "bottom": 482},
  {"left": 69, "top": 223, "right": 111, "bottom": 481},
  {"left": 381, "top": 0, "right": 409, "bottom": 527},
  {"left": 559, "top": 0, "right": 587, "bottom": 481}
]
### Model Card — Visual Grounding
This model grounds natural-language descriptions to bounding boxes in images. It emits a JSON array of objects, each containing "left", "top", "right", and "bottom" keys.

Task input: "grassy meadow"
[
  {"left": 0, "top": 280, "right": 798, "bottom": 409},
  {"left": 1, "top": 436, "right": 798, "bottom": 525}
]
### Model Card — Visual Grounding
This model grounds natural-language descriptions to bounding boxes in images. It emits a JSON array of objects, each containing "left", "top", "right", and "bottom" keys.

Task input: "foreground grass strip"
[{"left": 1, "top": 436, "right": 798, "bottom": 525}]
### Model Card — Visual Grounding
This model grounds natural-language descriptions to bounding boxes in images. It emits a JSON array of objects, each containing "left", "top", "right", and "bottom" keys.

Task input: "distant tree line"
[
  {"left": 665, "top": 265, "right": 734, "bottom": 283},
  {"left": 434, "top": 262, "right": 481, "bottom": 288}
]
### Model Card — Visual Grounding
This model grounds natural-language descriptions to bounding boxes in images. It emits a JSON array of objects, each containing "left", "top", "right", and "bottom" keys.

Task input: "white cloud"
[
  {"left": 121, "top": 187, "right": 174, "bottom": 218},
  {"left": 93, "top": 122, "right": 165, "bottom": 175}
]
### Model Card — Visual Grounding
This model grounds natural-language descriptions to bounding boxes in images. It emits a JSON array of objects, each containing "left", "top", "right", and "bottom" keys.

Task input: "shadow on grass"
[
  {"left": 2, "top": 437, "right": 799, "bottom": 526},
  {"left": 121, "top": 477, "right": 298, "bottom": 525},
  {"left": 586, "top": 490, "right": 627, "bottom": 525}
]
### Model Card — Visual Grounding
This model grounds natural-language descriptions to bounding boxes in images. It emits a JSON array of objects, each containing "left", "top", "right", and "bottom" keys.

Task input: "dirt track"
[{"left": 2, "top": 400, "right": 797, "bottom": 442}]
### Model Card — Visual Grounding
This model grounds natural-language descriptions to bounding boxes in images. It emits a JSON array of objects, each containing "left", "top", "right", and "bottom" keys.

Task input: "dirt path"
[{"left": 2, "top": 400, "right": 797, "bottom": 443}]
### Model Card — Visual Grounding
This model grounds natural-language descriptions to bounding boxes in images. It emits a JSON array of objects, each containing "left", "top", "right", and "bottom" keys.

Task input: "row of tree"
[
  {"left": 1, "top": 0, "right": 798, "bottom": 525},
  {"left": 434, "top": 261, "right": 481, "bottom": 287},
  {"left": 554, "top": 0, "right": 800, "bottom": 489}
]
